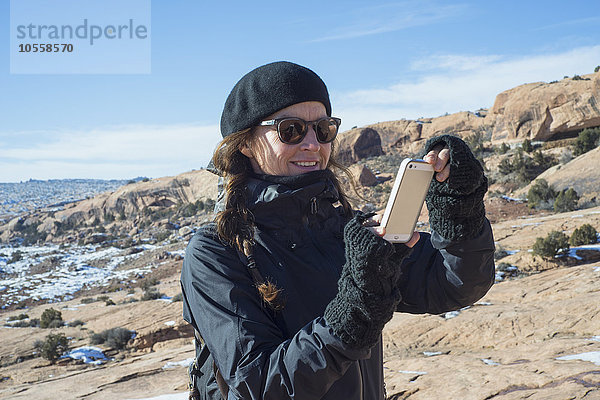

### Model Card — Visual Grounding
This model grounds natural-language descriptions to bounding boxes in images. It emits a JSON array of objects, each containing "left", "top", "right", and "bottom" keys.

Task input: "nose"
[{"left": 300, "top": 124, "right": 320, "bottom": 151}]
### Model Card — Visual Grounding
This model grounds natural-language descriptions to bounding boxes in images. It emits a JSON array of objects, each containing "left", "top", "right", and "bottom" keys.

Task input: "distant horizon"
[{"left": 1, "top": 0, "right": 599, "bottom": 182}]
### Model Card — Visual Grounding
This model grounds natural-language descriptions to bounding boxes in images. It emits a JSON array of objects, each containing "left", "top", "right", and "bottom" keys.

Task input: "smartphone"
[{"left": 380, "top": 159, "right": 434, "bottom": 243}]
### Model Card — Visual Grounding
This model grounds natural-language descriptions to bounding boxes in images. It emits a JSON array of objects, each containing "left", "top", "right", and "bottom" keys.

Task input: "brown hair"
[{"left": 211, "top": 129, "right": 354, "bottom": 310}]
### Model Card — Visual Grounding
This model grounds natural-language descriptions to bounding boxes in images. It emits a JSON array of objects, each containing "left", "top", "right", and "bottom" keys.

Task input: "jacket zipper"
[{"left": 310, "top": 197, "right": 318, "bottom": 215}]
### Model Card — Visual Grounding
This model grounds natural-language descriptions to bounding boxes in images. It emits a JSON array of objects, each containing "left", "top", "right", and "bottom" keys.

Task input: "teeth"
[{"left": 295, "top": 162, "right": 317, "bottom": 167}]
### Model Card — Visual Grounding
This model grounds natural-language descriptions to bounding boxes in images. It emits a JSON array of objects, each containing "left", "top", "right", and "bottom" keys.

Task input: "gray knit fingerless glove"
[
  {"left": 423, "top": 135, "right": 488, "bottom": 241},
  {"left": 324, "top": 213, "right": 412, "bottom": 349}
]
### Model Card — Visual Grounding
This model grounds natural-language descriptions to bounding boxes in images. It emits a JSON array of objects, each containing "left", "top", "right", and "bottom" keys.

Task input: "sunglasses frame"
[{"left": 258, "top": 117, "right": 341, "bottom": 144}]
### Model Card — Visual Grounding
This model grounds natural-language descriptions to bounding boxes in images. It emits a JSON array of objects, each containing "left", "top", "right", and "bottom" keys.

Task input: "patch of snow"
[
  {"left": 595, "top": 267, "right": 600, "bottom": 273},
  {"left": 482, "top": 358, "right": 500, "bottom": 366},
  {"left": 423, "top": 351, "right": 442, "bottom": 357},
  {"left": 167, "top": 250, "right": 185, "bottom": 257},
  {"left": 475, "top": 301, "right": 493, "bottom": 306},
  {"left": 162, "top": 357, "right": 194, "bottom": 370},
  {"left": 588, "top": 336, "right": 600, "bottom": 342},
  {"left": 62, "top": 346, "right": 108, "bottom": 365},
  {"left": 443, "top": 311, "right": 460, "bottom": 319},
  {"left": 164, "top": 321, "right": 176, "bottom": 326},
  {"left": 501, "top": 195, "right": 525, "bottom": 202},
  {"left": 566, "top": 243, "right": 600, "bottom": 260},
  {"left": 158, "top": 296, "right": 173, "bottom": 302},
  {"left": 495, "top": 272, "right": 505, "bottom": 282},
  {"left": 556, "top": 351, "right": 600, "bottom": 366},
  {"left": 398, "top": 370, "right": 428, "bottom": 375},
  {"left": 0, "top": 242, "right": 168, "bottom": 306}
]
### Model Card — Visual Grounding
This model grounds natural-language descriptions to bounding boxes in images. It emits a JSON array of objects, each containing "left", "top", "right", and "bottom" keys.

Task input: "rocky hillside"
[
  {"left": 338, "top": 71, "right": 600, "bottom": 159},
  {"left": 0, "top": 170, "right": 218, "bottom": 245}
]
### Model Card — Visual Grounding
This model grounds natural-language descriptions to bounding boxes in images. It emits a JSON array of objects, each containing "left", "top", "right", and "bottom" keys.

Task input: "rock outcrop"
[
  {"left": 51, "top": 169, "right": 217, "bottom": 226},
  {"left": 489, "top": 73, "right": 600, "bottom": 141},
  {"left": 336, "top": 127, "right": 384, "bottom": 164},
  {"left": 336, "top": 71, "right": 600, "bottom": 161},
  {"left": 348, "top": 164, "right": 378, "bottom": 186}
]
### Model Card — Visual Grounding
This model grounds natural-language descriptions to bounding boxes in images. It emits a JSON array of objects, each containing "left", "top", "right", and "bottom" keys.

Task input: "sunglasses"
[{"left": 258, "top": 117, "right": 341, "bottom": 145}]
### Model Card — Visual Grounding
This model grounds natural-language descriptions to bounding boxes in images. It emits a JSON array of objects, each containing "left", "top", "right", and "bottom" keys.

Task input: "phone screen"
[{"left": 386, "top": 166, "right": 432, "bottom": 237}]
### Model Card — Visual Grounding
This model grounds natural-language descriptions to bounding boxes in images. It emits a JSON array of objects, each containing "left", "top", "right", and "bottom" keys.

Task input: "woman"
[{"left": 181, "top": 61, "right": 495, "bottom": 400}]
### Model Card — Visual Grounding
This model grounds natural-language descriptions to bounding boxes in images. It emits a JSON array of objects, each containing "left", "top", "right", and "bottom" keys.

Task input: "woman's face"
[{"left": 241, "top": 101, "right": 332, "bottom": 176}]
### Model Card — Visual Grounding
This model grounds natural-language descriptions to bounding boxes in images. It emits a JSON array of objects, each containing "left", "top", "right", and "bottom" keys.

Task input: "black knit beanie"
[{"left": 220, "top": 61, "right": 332, "bottom": 137}]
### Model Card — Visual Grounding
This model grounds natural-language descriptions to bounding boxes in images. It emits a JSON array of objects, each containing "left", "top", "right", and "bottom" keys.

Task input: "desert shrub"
[
  {"left": 40, "top": 308, "right": 63, "bottom": 329},
  {"left": 554, "top": 188, "right": 580, "bottom": 212},
  {"left": 47, "top": 319, "right": 64, "bottom": 329},
  {"left": 104, "top": 298, "right": 116, "bottom": 306},
  {"left": 496, "top": 142, "right": 510, "bottom": 154},
  {"left": 464, "top": 130, "right": 491, "bottom": 161},
  {"left": 572, "top": 127, "right": 600, "bottom": 156},
  {"left": 141, "top": 277, "right": 160, "bottom": 291},
  {"left": 104, "top": 211, "right": 115, "bottom": 223},
  {"left": 522, "top": 139, "right": 533, "bottom": 153},
  {"left": 494, "top": 244, "right": 510, "bottom": 260},
  {"left": 36, "top": 333, "right": 69, "bottom": 362},
  {"left": 7, "top": 313, "right": 29, "bottom": 321},
  {"left": 80, "top": 297, "right": 96, "bottom": 304},
  {"left": 154, "top": 230, "right": 171, "bottom": 242},
  {"left": 171, "top": 293, "right": 183, "bottom": 302},
  {"left": 141, "top": 287, "right": 163, "bottom": 301},
  {"left": 7, "top": 251, "right": 23, "bottom": 264},
  {"left": 595, "top": 66, "right": 600, "bottom": 73},
  {"left": 527, "top": 179, "right": 558, "bottom": 209},
  {"left": 532, "top": 231, "right": 570, "bottom": 259},
  {"left": 67, "top": 320, "right": 85, "bottom": 327},
  {"left": 570, "top": 224, "right": 598, "bottom": 246},
  {"left": 11, "top": 318, "right": 39, "bottom": 328},
  {"left": 91, "top": 327, "right": 134, "bottom": 350}
]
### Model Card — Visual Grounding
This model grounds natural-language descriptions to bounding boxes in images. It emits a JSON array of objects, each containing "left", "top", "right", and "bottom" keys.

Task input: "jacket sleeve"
[
  {"left": 395, "top": 218, "right": 495, "bottom": 314},
  {"left": 180, "top": 227, "right": 370, "bottom": 400}
]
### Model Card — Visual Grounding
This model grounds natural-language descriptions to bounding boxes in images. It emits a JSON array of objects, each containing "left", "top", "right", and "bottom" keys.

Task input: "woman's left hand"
[
  {"left": 423, "top": 144, "right": 451, "bottom": 182},
  {"left": 363, "top": 214, "right": 420, "bottom": 248}
]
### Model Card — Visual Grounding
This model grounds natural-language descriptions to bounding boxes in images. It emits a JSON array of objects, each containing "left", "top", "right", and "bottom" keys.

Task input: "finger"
[
  {"left": 434, "top": 147, "right": 450, "bottom": 172},
  {"left": 372, "top": 213, "right": 383, "bottom": 224},
  {"left": 362, "top": 214, "right": 382, "bottom": 227},
  {"left": 366, "top": 225, "right": 385, "bottom": 237},
  {"left": 423, "top": 144, "right": 444, "bottom": 165},
  {"left": 405, "top": 231, "right": 420, "bottom": 248},
  {"left": 436, "top": 163, "right": 451, "bottom": 182}
]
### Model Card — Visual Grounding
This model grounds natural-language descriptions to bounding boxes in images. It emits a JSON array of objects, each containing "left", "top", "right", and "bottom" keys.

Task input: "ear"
[{"left": 240, "top": 142, "right": 254, "bottom": 159}]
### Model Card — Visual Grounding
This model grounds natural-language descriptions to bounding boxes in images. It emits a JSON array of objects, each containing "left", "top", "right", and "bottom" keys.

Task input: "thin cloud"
[
  {"left": 334, "top": 45, "right": 600, "bottom": 128},
  {"left": 308, "top": 1, "right": 466, "bottom": 42},
  {"left": 533, "top": 16, "right": 600, "bottom": 31},
  {"left": 0, "top": 123, "right": 221, "bottom": 182}
]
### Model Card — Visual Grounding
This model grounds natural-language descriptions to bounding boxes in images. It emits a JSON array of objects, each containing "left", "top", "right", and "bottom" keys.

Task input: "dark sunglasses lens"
[
  {"left": 316, "top": 118, "right": 338, "bottom": 143},
  {"left": 278, "top": 119, "right": 306, "bottom": 144}
]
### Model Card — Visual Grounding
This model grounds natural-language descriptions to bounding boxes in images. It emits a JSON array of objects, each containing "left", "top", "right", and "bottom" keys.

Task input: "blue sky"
[{"left": 1, "top": 0, "right": 599, "bottom": 182}]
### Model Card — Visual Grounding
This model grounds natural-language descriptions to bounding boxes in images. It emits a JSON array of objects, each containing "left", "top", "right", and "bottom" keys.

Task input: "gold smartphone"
[{"left": 380, "top": 159, "right": 434, "bottom": 243}]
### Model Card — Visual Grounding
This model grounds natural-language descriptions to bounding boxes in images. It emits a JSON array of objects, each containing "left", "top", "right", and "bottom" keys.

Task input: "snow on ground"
[
  {"left": 556, "top": 351, "right": 600, "bottom": 366},
  {"left": 62, "top": 346, "right": 109, "bottom": 365},
  {"left": 162, "top": 357, "right": 194, "bottom": 370},
  {"left": 0, "top": 242, "right": 165, "bottom": 308},
  {"left": 501, "top": 195, "right": 525, "bottom": 202},
  {"left": 567, "top": 243, "right": 600, "bottom": 260}
]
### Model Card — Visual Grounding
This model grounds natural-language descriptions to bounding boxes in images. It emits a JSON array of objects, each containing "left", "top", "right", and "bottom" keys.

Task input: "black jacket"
[{"left": 181, "top": 171, "right": 495, "bottom": 399}]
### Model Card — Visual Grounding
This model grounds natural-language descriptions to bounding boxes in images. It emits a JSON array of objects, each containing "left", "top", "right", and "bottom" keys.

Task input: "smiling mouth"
[{"left": 292, "top": 161, "right": 318, "bottom": 167}]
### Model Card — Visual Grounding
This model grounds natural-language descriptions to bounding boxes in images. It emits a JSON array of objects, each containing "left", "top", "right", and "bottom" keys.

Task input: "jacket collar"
[{"left": 246, "top": 169, "right": 341, "bottom": 231}]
